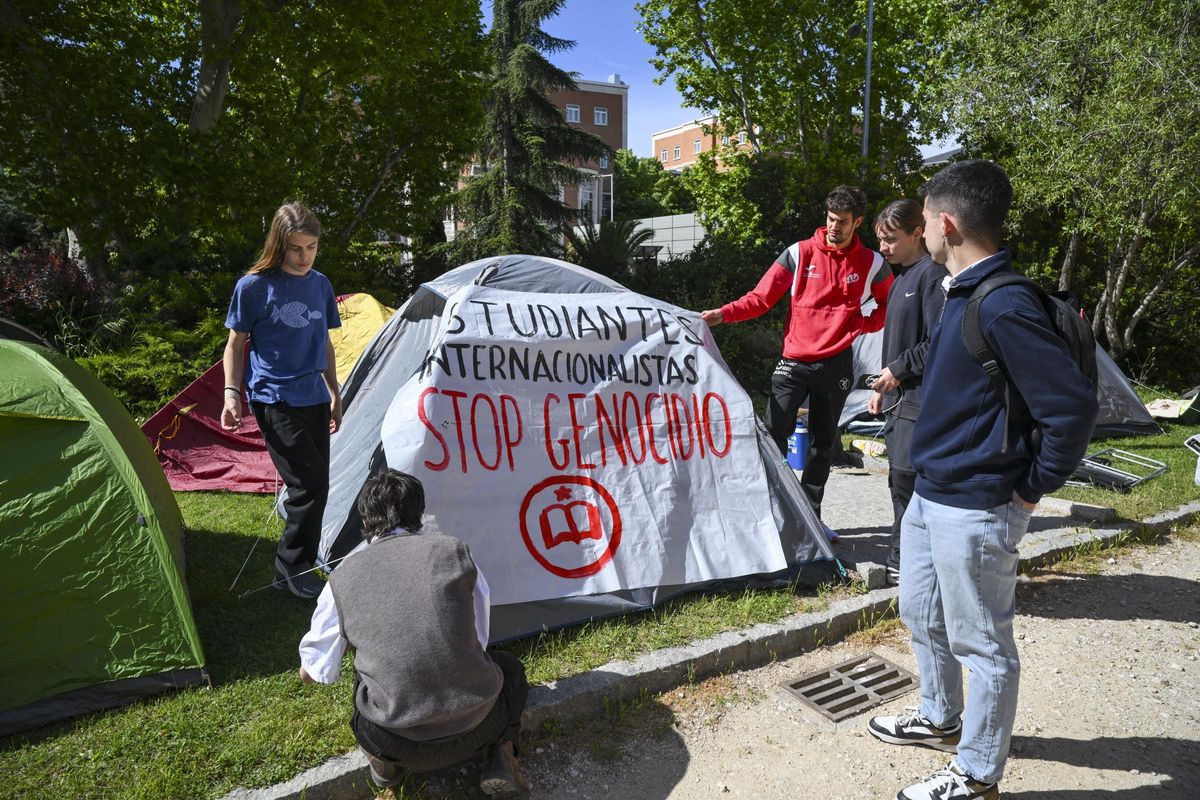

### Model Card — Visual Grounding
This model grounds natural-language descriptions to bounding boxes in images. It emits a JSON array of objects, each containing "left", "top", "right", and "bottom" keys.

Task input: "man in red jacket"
[{"left": 702, "top": 186, "right": 891, "bottom": 521}]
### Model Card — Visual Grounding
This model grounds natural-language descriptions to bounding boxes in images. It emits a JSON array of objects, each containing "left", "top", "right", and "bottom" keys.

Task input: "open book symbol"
[{"left": 539, "top": 500, "right": 603, "bottom": 548}]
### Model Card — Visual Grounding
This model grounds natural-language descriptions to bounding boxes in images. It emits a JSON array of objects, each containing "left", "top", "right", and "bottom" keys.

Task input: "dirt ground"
[{"left": 398, "top": 530, "right": 1200, "bottom": 799}]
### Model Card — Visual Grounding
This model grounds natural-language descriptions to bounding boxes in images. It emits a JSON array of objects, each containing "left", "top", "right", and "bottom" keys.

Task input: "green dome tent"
[{"left": 0, "top": 339, "right": 206, "bottom": 735}]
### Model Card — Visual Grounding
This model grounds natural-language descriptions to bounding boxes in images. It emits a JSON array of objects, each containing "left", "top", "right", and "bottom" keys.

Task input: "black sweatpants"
[
  {"left": 883, "top": 411, "right": 917, "bottom": 572},
  {"left": 764, "top": 348, "right": 853, "bottom": 518},
  {"left": 351, "top": 651, "right": 528, "bottom": 774},
  {"left": 251, "top": 401, "right": 330, "bottom": 570}
]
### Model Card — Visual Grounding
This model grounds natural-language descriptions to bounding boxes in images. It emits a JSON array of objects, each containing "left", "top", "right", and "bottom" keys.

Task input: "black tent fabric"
[
  {"left": 1092, "top": 347, "right": 1161, "bottom": 437},
  {"left": 0, "top": 317, "right": 55, "bottom": 349},
  {"left": 307, "top": 255, "right": 840, "bottom": 642}
]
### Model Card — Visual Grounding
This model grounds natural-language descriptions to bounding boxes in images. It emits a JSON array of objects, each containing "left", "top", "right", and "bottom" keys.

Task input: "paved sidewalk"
[
  {"left": 523, "top": 532, "right": 1200, "bottom": 799},
  {"left": 820, "top": 463, "right": 1115, "bottom": 572}
]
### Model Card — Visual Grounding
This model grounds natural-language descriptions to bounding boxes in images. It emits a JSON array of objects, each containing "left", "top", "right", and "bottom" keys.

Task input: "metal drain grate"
[{"left": 781, "top": 652, "right": 918, "bottom": 722}]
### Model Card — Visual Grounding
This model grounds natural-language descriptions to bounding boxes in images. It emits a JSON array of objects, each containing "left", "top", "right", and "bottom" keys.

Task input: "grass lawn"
[
  {"left": 0, "top": 494, "right": 840, "bottom": 800},
  {"left": 2, "top": 422, "right": 1196, "bottom": 800},
  {"left": 1050, "top": 421, "right": 1200, "bottom": 519}
]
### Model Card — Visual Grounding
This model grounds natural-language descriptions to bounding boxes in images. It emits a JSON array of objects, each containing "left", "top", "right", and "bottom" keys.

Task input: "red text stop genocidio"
[{"left": 417, "top": 388, "right": 733, "bottom": 475}]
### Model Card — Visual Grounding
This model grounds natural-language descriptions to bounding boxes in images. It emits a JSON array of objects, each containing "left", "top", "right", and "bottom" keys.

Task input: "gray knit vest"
[{"left": 329, "top": 533, "right": 502, "bottom": 740}]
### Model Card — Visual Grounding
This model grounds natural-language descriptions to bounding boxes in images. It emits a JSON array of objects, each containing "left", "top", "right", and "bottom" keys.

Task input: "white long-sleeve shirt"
[{"left": 298, "top": 544, "right": 492, "bottom": 684}]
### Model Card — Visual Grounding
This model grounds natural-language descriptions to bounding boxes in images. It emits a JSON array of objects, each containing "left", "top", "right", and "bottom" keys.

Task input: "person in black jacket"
[
  {"left": 867, "top": 161, "right": 1097, "bottom": 800},
  {"left": 867, "top": 200, "right": 948, "bottom": 586}
]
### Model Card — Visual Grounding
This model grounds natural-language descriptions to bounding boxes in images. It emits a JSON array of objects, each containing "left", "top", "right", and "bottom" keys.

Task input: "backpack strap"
[{"left": 961, "top": 272, "right": 1043, "bottom": 454}]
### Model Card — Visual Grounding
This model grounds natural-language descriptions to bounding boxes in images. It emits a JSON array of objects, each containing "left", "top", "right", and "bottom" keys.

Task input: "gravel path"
[{"left": 401, "top": 528, "right": 1200, "bottom": 799}]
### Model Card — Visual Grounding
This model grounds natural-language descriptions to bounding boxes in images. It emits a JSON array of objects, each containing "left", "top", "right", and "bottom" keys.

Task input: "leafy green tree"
[
  {"left": 612, "top": 148, "right": 695, "bottom": 221},
  {"left": 564, "top": 218, "right": 655, "bottom": 277},
  {"left": 653, "top": 168, "right": 696, "bottom": 215},
  {"left": 637, "top": 0, "right": 953, "bottom": 179},
  {"left": 614, "top": 149, "right": 671, "bottom": 220},
  {"left": 940, "top": 0, "right": 1200, "bottom": 372},
  {"left": 0, "top": 1, "right": 486, "bottom": 281},
  {"left": 450, "top": 0, "right": 609, "bottom": 260}
]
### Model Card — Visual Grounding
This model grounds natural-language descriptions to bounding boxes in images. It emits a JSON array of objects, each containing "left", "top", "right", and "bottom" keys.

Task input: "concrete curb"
[{"left": 221, "top": 500, "right": 1200, "bottom": 800}]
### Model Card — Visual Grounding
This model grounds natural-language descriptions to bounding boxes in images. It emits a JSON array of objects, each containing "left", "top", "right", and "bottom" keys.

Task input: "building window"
[
  {"left": 738, "top": 131, "right": 747, "bottom": 145},
  {"left": 660, "top": 148, "right": 668, "bottom": 162},
  {"left": 579, "top": 183, "right": 594, "bottom": 218},
  {"left": 673, "top": 145, "right": 681, "bottom": 160},
  {"left": 565, "top": 104, "right": 580, "bottom": 123},
  {"left": 693, "top": 139, "right": 702, "bottom": 154},
  {"left": 598, "top": 154, "right": 608, "bottom": 169},
  {"left": 721, "top": 134, "right": 730, "bottom": 146},
  {"left": 594, "top": 106, "right": 608, "bottom": 125}
]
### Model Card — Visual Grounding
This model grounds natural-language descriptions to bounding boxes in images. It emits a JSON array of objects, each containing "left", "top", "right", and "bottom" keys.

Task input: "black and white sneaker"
[
  {"left": 869, "top": 707, "right": 961, "bottom": 752},
  {"left": 272, "top": 560, "right": 323, "bottom": 600},
  {"left": 897, "top": 761, "right": 998, "bottom": 800}
]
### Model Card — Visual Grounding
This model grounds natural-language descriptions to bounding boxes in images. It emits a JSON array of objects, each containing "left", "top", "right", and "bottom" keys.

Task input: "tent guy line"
[{"left": 236, "top": 552, "right": 355, "bottom": 599}]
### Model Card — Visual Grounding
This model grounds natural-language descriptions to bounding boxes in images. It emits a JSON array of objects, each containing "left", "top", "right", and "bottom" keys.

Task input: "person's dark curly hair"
[
  {"left": 919, "top": 159, "right": 1012, "bottom": 247},
  {"left": 825, "top": 185, "right": 868, "bottom": 219},
  {"left": 356, "top": 469, "right": 425, "bottom": 541}
]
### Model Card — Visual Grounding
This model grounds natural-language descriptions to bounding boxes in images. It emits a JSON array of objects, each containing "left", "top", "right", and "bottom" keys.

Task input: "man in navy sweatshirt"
[{"left": 867, "top": 160, "right": 1097, "bottom": 800}]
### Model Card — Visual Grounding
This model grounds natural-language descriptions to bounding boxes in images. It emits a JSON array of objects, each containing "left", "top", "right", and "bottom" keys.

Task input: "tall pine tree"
[{"left": 451, "top": 0, "right": 609, "bottom": 259}]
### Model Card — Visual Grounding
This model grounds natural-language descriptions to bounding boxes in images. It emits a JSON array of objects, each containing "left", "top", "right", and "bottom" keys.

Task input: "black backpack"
[{"left": 961, "top": 273, "right": 1098, "bottom": 453}]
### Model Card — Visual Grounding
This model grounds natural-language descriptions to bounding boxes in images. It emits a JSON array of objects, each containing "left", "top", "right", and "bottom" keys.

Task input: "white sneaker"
[
  {"left": 897, "top": 761, "right": 998, "bottom": 800},
  {"left": 869, "top": 707, "right": 961, "bottom": 752}
]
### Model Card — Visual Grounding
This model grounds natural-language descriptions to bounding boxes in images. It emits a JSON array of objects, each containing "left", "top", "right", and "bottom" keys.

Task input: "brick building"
[
  {"left": 548, "top": 74, "right": 628, "bottom": 221},
  {"left": 651, "top": 116, "right": 750, "bottom": 172}
]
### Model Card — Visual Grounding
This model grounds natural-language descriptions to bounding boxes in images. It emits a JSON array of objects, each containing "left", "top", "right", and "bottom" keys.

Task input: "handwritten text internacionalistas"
[{"left": 414, "top": 299, "right": 734, "bottom": 474}]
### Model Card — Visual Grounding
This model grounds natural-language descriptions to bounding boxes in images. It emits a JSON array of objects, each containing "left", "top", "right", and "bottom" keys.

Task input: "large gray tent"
[
  {"left": 839, "top": 328, "right": 1160, "bottom": 438},
  {"left": 308, "top": 255, "right": 838, "bottom": 641}
]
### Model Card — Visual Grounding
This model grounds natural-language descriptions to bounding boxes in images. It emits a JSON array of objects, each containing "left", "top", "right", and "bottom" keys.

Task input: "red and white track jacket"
[{"left": 719, "top": 228, "right": 892, "bottom": 362}]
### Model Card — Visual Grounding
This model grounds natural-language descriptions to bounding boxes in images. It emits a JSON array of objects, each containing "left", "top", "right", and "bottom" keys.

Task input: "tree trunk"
[
  {"left": 689, "top": 0, "right": 760, "bottom": 154},
  {"left": 1059, "top": 228, "right": 1082, "bottom": 292},
  {"left": 1102, "top": 204, "right": 1154, "bottom": 357},
  {"left": 189, "top": 0, "right": 243, "bottom": 134},
  {"left": 1092, "top": 230, "right": 1124, "bottom": 337},
  {"left": 338, "top": 137, "right": 411, "bottom": 245},
  {"left": 1121, "top": 240, "right": 1200, "bottom": 348}
]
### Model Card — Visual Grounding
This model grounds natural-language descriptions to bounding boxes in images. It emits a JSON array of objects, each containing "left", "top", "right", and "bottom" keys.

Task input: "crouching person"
[{"left": 299, "top": 469, "right": 530, "bottom": 798}]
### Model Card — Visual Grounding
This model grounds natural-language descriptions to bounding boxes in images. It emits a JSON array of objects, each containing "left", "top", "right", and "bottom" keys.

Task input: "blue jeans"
[{"left": 899, "top": 492, "right": 1033, "bottom": 784}]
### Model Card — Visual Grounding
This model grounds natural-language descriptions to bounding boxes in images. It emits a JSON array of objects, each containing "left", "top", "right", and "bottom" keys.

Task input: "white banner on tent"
[{"left": 380, "top": 285, "right": 786, "bottom": 606}]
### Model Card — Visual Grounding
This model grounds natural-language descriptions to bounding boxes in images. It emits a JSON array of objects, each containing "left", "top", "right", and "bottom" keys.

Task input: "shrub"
[{"left": 0, "top": 244, "right": 108, "bottom": 338}]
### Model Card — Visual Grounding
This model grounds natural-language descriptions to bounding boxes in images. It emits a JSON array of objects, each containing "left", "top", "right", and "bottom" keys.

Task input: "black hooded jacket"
[{"left": 879, "top": 254, "right": 948, "bottom": 420}]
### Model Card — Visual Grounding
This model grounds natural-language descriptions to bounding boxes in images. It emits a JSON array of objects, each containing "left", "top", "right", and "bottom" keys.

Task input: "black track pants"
[
  {"left": 764, "top": 348, "right": 853, "bottom": 517},
  {"left": 883, "top": 414, "right": 917, "bottom": 572},
  {"left": 251, "top": 401, "right": 331, "bottom": 570}
]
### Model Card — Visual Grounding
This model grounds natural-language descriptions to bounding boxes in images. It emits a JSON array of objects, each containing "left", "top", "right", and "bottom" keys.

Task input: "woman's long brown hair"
[{"left": 247, "top": 203, "right": 322, "bottom": 275}]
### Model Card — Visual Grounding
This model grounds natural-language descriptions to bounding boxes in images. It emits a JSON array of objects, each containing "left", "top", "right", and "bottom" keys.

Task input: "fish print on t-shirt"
[{"left": 270, "top": 301, "right": 324, "bottom": 329}]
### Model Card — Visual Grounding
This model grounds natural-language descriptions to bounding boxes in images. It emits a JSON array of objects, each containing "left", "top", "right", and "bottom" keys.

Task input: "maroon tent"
[{"left": 141, "top": 356, "right": 278, "bottom": 493}]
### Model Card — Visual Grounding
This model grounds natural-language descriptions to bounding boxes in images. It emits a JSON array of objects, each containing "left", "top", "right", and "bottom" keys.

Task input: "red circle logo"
[{"left": 519, "top": 476, "right": 622, "bottom": 579}]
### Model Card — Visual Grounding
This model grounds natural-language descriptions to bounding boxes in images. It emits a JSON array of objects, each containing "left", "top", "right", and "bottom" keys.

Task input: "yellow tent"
[{"left": 330, "top": 293, "right": 395, "bottom": 384}]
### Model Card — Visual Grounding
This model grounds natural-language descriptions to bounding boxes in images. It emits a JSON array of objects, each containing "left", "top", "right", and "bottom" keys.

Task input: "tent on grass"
[
  {"left": 142, "top": 292, "right": 394, "bottom": 492},
  {"left": 310, "top": 255, "right": 839, "bottom": 642},
  {"left": 838, "top": 328, "right": 1160, "bottom": 438},
  {"left": 0, "top": 339, "right": 206, "bottom": 736}
]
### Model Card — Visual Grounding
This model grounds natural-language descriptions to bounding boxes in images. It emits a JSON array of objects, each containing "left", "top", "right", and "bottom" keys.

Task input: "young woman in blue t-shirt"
[{"left": 221, "top": 203, "right": 342, "bottom": 599}]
